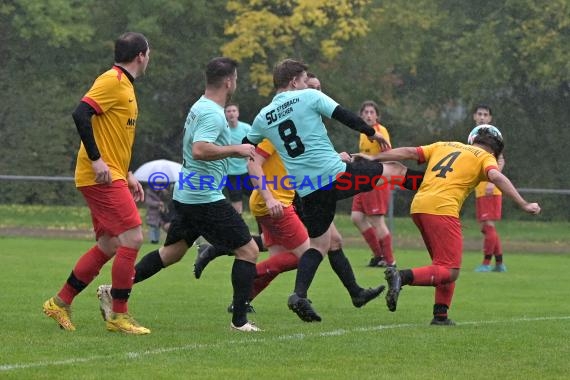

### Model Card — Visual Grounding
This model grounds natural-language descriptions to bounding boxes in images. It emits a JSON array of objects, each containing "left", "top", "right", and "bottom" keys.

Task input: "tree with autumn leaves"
[{"left": 1, "top": 0, "right": 568, "bottom": 217}]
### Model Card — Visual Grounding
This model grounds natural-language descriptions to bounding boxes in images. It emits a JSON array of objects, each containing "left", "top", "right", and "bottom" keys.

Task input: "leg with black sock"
[
  {"left": 231, "top": 259, "right": 257, "bottom": 327},
  {"left": 194, "top": 243, "right": 233, "bottom": 279},
  {"left": 287, "top": 248, "right": 323, "bottom": 322},
  {"left": 328, "top": 249, "right": 361, "bottom": 297},
  {"left": 293, "top": 248, "right": 323, "bottom": 298},
  {"left": 134, "top": 249, "right": 165, "bottom": 283},
  {"left": 328, "top": 249, "right": 385, "bottom": 307}
]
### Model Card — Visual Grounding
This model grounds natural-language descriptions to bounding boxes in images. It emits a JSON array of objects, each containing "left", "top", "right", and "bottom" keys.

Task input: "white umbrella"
[{"left": 134, "top": 159, "right": 182, "bottom": 183}]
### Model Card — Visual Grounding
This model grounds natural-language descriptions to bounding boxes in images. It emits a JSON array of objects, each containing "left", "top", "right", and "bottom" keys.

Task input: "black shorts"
[
  {"left": 301, "top": 160, "right": 384, "bottom": 238},
  {"left": 225, "top": 174, "right": 253, "bottom": 202},
  {"left": 164, "top": 199, "right": 252, "bottom": 250}
]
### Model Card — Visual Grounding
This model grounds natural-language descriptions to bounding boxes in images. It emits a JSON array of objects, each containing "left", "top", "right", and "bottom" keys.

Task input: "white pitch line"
[{"left": 1, "top": 315, "right": 569, "bottom": 372}]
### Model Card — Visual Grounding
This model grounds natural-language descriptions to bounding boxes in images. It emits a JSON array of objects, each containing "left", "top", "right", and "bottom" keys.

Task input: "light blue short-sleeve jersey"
[
  {"left": 227, "top": 121, "right": 251, "bottom": 175},
  {"left": 248, "top": 89, "right": 346, "bottom": 197},
  {"left": 174, "top": 96, "right": 230, "bottom": 204}
]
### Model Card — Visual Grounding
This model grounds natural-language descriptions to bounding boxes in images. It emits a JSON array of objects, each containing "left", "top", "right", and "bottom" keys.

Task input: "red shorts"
[
  {"left": 411, "top": 213, "right": 462, "bottom": 269},
  {"left": 256, "top": 205, "right": 308, "bottom": 249},
  {"left": 79, "top": 180, "right": 142, "bottom": 239},
  {"left": 476, "top": 195, "right": 502, "bottom": 222},
  {"left": 351, "top": 187, "right": 390, "bottom": 215}
]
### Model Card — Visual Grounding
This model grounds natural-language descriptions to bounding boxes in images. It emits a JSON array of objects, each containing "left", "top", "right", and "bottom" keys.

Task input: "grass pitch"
[{"left": 0, "top": 235, "right": 569, "bottom": 379}]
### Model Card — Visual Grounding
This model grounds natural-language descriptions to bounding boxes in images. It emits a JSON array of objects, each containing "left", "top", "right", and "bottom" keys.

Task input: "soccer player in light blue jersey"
[
  {"left": 245, "top": 59, "right": 424, "bottom": 322},
  {"left": 224, "top": 102, "right": 253, "bottom": 214},
  {"left": 100, "top": 57, "right": 262, "bottom": 333}
]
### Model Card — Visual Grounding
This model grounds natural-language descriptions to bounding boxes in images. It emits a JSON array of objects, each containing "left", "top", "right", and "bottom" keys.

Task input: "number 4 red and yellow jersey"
[
  {"left": 411, "top": 141, "right": 498, "bottom": 217},
  {"left": 75, "top": 66, "right": 138, "bottom": 187}
]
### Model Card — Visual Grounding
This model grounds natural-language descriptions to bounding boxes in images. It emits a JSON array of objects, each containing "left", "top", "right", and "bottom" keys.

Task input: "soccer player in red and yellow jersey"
[
  {"left": 354, "top": 125, "right": 540, "bottom": 325},
  {"left": 472, "top": 104, "right": 507, "bottom": 272},
  {"left": 351, "top": 100, "right": 396, "bottom": 268},
  {"left": 42, "top": 32, "right": 151, "bottom": 334}
]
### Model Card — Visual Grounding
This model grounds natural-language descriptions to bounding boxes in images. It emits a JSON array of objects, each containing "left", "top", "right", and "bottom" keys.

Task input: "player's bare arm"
[
  {"left": 247, "top": 149, "right": 283, "bottom": 218},
  {"left": 353, "top": 147, "right": 418, "bottom": 162},
  {"left": 487, "top": 169, "right": 540, "bottom": 214},
  {"left": 127, "top": 171, "right": 144, "bottom": 202},
  {"left": 192, "top": 141, "right": 255, "bottom": 161}
]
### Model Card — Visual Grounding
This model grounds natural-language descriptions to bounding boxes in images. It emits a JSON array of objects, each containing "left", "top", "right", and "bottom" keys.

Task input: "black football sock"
[
  {"left": 328, "top": 249, "right": 361, "bottom": 297},
  {"left": 293, "top": 248, "right": 323, "bottom": 298},
  {"left": 134, "top": 250, "right": 164, "bottom": 283},
  {"left": 231, "top": 259, "right": 257, "bottom": 326},
  {"left": 399, "top": 269, "right": 414, "bottom": 286}
]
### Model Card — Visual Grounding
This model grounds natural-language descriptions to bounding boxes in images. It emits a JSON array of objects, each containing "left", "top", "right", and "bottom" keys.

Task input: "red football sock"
[
  {"left": 251, "top": 252, "right": 298, "bottom": 300},
  {"left": 494, "top": 231, "right": 503, "bottom": 259},
  {"left": 111, "top": 246, "right": 139, "bottom": 313},
  {"left": 435, "top": 282, "right": 456, "bottom": 309},
  {"left": 482, "top": 225, "right": 497, "bottom": 256},
  {"left": 362, "top": 227, "right": 383, "bottom": 258},
  {"left": 58, "top": 245, "right": 110, "bottom": 305},
  {"left": 379, "top": 234, "right": 395, "bottom": 265},
  {"left": 410, "top": 265, "right": 452, "bottom": 286}
]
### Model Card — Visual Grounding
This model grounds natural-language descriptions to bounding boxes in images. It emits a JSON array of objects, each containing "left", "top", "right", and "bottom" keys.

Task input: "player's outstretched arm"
[
  {"left": 488, "top": 169, "right": 540, "bottom": 214},
  {"left": 331, "top": 106, "right": 390, "bottom": 150},
  {"left": 353, "top": 147, "right": 418, "bottom": 162}
]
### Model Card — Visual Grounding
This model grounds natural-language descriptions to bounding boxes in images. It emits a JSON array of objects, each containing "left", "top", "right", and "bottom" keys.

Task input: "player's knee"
[
  {"left": 450, "top": 269, "right": 460, "bottom": 282},
  {"left": 235, "top": 239, "right": 259, "bottom": 263},
  {"left": 383, "top": 161, "right": 407, "bottom": 178}
]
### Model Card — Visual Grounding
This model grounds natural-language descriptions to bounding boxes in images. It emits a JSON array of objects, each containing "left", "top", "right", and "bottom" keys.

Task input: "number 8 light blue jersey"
[{"left": 248, "top": 89, "right": 346, "bottom": 197}]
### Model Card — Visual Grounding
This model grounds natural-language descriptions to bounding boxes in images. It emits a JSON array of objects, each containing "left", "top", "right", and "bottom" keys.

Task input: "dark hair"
[
  {"left": 307, "top": 72, "right": 318, "bottom": 79},
  {"left": 359, "top": 100, "right": 380, "bottom": 116},
  {"left": 273, "top": 59, "right": 308, "bottom": 89},
  {"left": 473, "top": 103, "right": 492, "bottom": 116},
  {"left": 473, "top": 129, "right": 504, "bottom": 158},
  {"left": 205, "top": 57, "right": 238, "bottom": 87},
  {"left": 114, "top": 32, "right": 149, "bottom": 63},
  {"left": 225, "top": 102, "right": 239, "bottom": 109}
]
